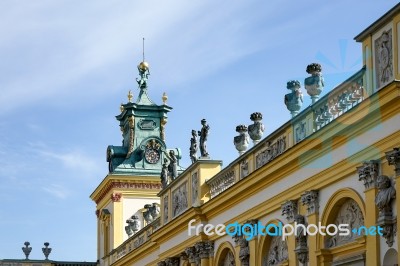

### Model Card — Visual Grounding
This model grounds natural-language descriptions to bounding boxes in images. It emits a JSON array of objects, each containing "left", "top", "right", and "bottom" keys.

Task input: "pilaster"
[
  {"left": 301, "top": 190, "right": 319, "bottom": 266},
  {"left": 386, "top": 147, "right": 400, "bottom": 263},
  {"left": 281, "top": 200, "right": 298, "bottom": 265},
  {"left": 111, "top": 192, "right": 123, "bottom": 248},
  {"left": 357, "top": 160, "right": 380, "bottom": 266}
]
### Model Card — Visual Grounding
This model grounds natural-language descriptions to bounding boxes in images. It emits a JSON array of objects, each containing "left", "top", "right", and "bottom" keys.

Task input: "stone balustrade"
[
  {"left": 110, "top": 218, "right": 160, "bottom": 264},
  {"left": 313, "top": 68, "right": 365, "bottom": 130}
]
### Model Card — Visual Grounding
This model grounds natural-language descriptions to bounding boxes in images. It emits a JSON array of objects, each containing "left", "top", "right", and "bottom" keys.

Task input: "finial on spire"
[
  {"left": 142, "top": 37, "right": 145, "bottom": 62},
  {"left": 162, "top": 92, "right": 168, "bottom": 105},
  {"left": 136, "top": 38, "right": 150, "bottom": 90},
  {"left": 127, "top": 90, "right": 133, "bottom": 102}
]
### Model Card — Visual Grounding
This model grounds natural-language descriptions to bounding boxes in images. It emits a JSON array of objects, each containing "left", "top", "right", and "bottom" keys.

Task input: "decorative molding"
[
  {"left": 295, "top": 121, "right": 307, "bottom": 143},
  {"left": 357, "top": 160, "right": 379, "bottom": 190},
  {"left": 375, "top": 29, "right": 393, "bottom": 89},
  {"left": 238, "top": 237, "right": 250, "bottom": 266},
  {"left": 294, "top": 215, "right": 308, "bottom": 264},
  {"left": 326, "top": 199, "right": 364, "bottom": 248},
  {"left": 185, "top": 246, "right": 200, "bottom": 265},
  {"left": 94, "top": 181, "right": 161, "bottom": 204},
  {"left": 192, "top": 172, "right": 199, "bottom": 206},
  {"left": 172, "top": 182, "right": 188, "bottom": 218},
  {"left": 240, "top": 160, "right": 249, "bottom": 180},
  {"left": 111, "top": 192, "right": 122, "bottom": 202},
  {"left": 256, "top": 136, "right": 286, "bottom": 169},
  {"left": 160, "top": 118, "right": 167, "bottom": 141},
  {"left": 208, "top": 170, "right": 236, "bottom": 198},
  {"left": 385, "top": 147, "right": 400, "bottom": 176},
  {"left": 126, "top": 116, "right": 135, "bottom": 158},
  {"left": 301, "top": 190, "right": 319, "bottom": 215},
  {"left": 163, "top": 195, "right": 169, "bottom": 224},
  {"left": 195, "top": 241, "right": 214, "bottom": 259},
  {"left": 138, "top": 119, "right": 157, "bottom": 130},
  {"left": 164, "top": 257, "right": 180, "bottom": 266},
  {"left": 222, "top": 250, "right": 235, "bottom": 266},
  {"left": 263, "top": 236, "right": 288, "bottom": 266},
  {"left": 281, "top": 200, "right": 298, "bottom": 223}
]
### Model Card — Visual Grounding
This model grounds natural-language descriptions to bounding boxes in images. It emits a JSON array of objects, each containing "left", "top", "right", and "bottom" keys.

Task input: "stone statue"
[
  {"left": 284, "top": 80, "right": 303, "bottom": 117},
  {"left": 136, "top": 62, "right": 150, "bottom": 89},
  {"left": 375, "top": 175, "right": 396, "bottom": 218},
  {"left": 160, "top": 158, "right": 169, "bottom": 188},
  {"left": 198, "top": 119, "right": 210, "bottom": 157},
  {"left": 189, "top": 130, "right": 198, "bottom": 163},
  {"left": 166, "top": 150, "right": 178, "bottom": 181}
]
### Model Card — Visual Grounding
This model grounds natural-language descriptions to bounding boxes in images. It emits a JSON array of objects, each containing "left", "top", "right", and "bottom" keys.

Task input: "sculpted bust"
[{"left": 375, "top": 175, "right": 396, "bottom": 217}]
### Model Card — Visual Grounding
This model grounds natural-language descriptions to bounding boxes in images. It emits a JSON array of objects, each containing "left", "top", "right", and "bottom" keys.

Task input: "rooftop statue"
[
  {"left": 160, "top": 158, "right": 169, "bottom": 189},
  {"left": 165, "top": 150, "right": 178, "bottom": 181},
  {"left": 136, "top": 61, "right": 150, "bottom": 89},
  {"left": 198, "top": 119, "right": 210, "bottom": 158},
  {"left": 189, "top": 129, "right": 198, "bottom": 163}
]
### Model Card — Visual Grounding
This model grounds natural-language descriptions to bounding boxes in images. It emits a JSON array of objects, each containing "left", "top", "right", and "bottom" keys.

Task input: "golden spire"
[
  {"left": 162, "top": 92, "right": 168, "bottom": 105},
  {"left": 120, "top": 103, "right": 124, "bottom": 113},
  {"left": 127, "top": 90, "right": 133, "bottom": 102}
]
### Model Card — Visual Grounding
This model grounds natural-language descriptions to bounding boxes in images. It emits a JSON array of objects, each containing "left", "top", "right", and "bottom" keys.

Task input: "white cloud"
[{"left": 42, "top": 183, "right": 69, "bottom": 199}]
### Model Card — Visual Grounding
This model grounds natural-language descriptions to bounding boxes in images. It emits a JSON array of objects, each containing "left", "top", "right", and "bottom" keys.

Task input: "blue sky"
[{"left": 0, "top": 0, "right": 398, "bottom": 261}]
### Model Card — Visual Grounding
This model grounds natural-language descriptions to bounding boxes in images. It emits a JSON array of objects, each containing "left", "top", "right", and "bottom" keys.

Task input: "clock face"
[{"left": 145, "top": 148, "right": 160, "bottom": 164}]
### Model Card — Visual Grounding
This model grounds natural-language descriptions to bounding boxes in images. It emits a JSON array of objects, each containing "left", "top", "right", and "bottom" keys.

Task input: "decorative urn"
[
  {"left": 248, "top": 112, "right": 265, "bottom": 145},
  {"left": 304, "top": 63, "right": 324, "bottom": 103},
  {"left": 234, "top": 125, "right": 250, "bottom": 155},
  {"left": 284, "top": 80, "right": 303, "bottom": 117}
]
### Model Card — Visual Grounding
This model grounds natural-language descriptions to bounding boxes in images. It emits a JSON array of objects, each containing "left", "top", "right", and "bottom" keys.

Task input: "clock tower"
[{"left": 90, "top": 59, "right": 184, "bottom": 264}]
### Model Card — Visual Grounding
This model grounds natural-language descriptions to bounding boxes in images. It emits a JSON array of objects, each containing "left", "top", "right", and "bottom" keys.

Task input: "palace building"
[{"left": 89, "top": 3, "right": 400, "bottom": 266}]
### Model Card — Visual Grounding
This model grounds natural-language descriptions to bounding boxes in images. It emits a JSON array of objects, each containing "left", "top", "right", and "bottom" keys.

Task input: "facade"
[{"left": 91, "top": 4, "right": 400, "bottom": 266}]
